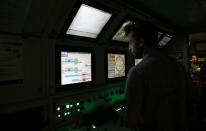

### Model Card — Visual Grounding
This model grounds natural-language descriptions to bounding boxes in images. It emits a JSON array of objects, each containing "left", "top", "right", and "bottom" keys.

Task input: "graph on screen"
[
  {"left": 108, "top": 53, "right": 125, "bottom": 78},
  {"left": 61, "top": 51, "right": 92, "bottom": 85}
]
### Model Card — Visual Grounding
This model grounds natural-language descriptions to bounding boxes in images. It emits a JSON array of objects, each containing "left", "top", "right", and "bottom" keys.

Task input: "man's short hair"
[{"left": 124, "top": 22, "right": 158, "bottom": 47}]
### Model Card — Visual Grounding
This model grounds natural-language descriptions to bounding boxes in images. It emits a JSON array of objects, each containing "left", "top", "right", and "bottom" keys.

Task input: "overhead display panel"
[
  {"left": 66, "top": 4, "right": 112, "bottom": 38},
  {"left": 158, "top": 34, "right": 173, "bottom": 48},
  {"left": 112, "top": 20, "right": 135, "bottom": 42}
]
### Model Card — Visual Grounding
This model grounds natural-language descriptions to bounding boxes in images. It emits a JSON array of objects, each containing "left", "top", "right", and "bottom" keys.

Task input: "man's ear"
[{"left": 139, "top": 38, "right": 144, "bottom": 47}]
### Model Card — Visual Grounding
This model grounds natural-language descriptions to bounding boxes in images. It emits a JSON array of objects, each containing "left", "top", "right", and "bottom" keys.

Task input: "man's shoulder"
[
  {"left": 135, "top": 56, "right": 155, "bottom": 69},
  {"left": 128, "top": 63, "right": 145, "bottom": 76}
]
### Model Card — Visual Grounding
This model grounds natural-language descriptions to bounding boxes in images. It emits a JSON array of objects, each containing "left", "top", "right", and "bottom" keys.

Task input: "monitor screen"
[
  {"left": 61, "top": 51, "right": 92, "bottom": 85},
  {"left": 108, "top": 53, "right": 125, "bottom": 78},
  {"left": 66, "top": 4, "right": 112, "bottom": 38},
  {"left": 135, "top": 59, "right": 143, "bottom": 65},
  {"left": 112, "top": 20, "right": 135, "bottom": 42},
  {"left": 158, "top": 34, "right": 173, "bottom": 48}
]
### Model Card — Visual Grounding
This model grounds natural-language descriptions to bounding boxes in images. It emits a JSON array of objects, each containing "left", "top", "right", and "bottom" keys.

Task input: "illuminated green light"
[
  {"left": 74, "top": 60, "right": 78, "bottom": 64},
  {"left": 115, "top": 108, "right": 122, "bottom": 112},
  {"left": 77, "top": 109, "right": 80, "bottom": 112},
  {"left": 74, "top": 68, "right": 78, "bottom": 72},
  {"left": 92, "top": 124, "right": 96, "bottom": 129},
  {"left": 77, "top": 102, "right": 80, "bottom": 106},
  {"left": 67, "top": 112, "right": 71, "bottom": 115},
  {"left": 64, "top": 113, "right": 67, "bottom": 116},
  {"left": 66, "top": 105, "right": 70, "bottom": 108},
  {"left": 57, "top": 107, "right": 61, "bottom": 111},
  {"left": 57, "top": 114, "right": 61, "bottom": 118},
  {"left": 70, "top": 105, "right": 73, "bottom": 108}
]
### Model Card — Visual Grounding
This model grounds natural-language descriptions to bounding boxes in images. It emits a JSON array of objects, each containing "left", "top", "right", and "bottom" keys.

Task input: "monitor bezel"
[
  {"left": 56, "top": 45, "right": 96, "bottom": 92},
  {"left": 59, "top": 0, "right": 115, "bottom": 41},
  {"left": 105, "top": 49, "right": 127, "bottom": 83}
]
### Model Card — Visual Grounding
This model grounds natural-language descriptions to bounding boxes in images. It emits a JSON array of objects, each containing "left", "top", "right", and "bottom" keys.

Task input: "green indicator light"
[
  {"left": 74, "top": 68, "right": 78, "bottom": 72},
  {"left": 115, "top": 108, "right": 121, "bottom": 112},
  {"left": 77, "top": 109, "right": 80, "bottom": 112},
  {"left": 70, "top": 104, "right": 73, "bottom": 108},
  {"left": 74, "top": 60, "right": 78, "bottom": 64},
  {"left": 57, "top": 114, "right": 61, "bottom": 118},
  {"left": 57, "top": 107, "right": 61, "bottom": 111},
  {"left": 92, "top": 124, "right": 96, "bottom": 129},
  {"left": 66, "top": 105, "right": 70, "bottom": 108},
  {"left": 64, "top": 113, "right": 67, "bottom": 116},
  {"left": 77, "top": 102, "right": 80, "bottom": 106},
  {"left": 67, "top": 112, "right": 70, "bottom": 115}
]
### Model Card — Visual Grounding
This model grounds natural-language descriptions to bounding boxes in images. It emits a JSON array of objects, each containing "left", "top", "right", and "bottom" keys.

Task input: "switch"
[
  {"left": 120, "top": 89, "right": 124, "bottom": 94},
  {"left": 111, "top": 91, "right": 114, "bottom": 95}
]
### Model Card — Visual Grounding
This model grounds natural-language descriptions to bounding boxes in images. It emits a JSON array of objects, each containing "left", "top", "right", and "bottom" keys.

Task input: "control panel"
[{"left": 53, "top": 82, "right": 130, "bottom": 130}]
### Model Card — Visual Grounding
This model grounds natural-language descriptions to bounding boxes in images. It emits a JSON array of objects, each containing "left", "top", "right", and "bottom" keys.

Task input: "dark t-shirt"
[{"left": 125, "top": 53, "right": 188, "bottom": 131}]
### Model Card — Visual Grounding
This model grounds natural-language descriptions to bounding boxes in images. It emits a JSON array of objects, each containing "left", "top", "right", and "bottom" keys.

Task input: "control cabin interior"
[{"left": 0, "top": 0, "right": 206, "bottom": 130}]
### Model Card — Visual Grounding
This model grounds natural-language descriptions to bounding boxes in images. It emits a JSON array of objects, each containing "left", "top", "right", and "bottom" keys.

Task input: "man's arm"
[
  {"left": 125, "top": 100, "right": 141, "bottom": 129},
  {"left": 124, "top": 67, "right": 145, "bottom": 129}
]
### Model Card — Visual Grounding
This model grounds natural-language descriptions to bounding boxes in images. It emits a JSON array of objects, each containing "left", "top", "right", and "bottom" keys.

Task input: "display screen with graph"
[
  {"left": 107, "top": 53, "right": 125, "bottom": 79},
  {"left": 56, "top": 46, "right": 95, "bottom": 91},
  {"left": 61, "top": 51, "right": 92, "bottom": 85}
]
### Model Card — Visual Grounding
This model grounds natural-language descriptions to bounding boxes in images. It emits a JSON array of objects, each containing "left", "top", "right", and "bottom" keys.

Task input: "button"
[
  {"left": 93, "top": 97, "right": 97, "bottom": 101},
  {"left": 111, "top": 91, "right": 114, "bottom": 95}
]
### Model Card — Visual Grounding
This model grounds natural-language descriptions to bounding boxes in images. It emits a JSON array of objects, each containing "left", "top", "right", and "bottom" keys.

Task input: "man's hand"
[{"left": 125, "top": 101, "right": 141, "bottom": 129}]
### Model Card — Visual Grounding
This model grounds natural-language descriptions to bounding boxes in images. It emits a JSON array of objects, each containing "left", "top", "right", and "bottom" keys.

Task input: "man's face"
[{"left": 127, "top": 31, "right": 144, "bottom": 59}]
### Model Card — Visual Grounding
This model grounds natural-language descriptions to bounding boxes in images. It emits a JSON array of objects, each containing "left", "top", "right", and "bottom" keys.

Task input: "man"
[{"left": 124, "top": 23, "right": 188, "bottom": 131}]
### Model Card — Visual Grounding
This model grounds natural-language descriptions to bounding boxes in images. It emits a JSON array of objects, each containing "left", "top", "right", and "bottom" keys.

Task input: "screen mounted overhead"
[
  {"left": 158, "top": 34, "right": 173, "bottom": 48},
  {"left": 66, "top": 4, "right": 112, "bottom": 38},
  {"left": 112, "top": 20, "right": 135, "bottom": 42}
]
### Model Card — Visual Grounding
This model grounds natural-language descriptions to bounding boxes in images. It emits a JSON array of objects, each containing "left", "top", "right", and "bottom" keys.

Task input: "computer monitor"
[
  {"left": 135, "top": 59, "right": 143, "bottom": 65},
  {"left": 158, "top": 34, "right": 173, "bottom": 48},
  {"left": 112, "top": 20, "right": 135, "bottom": 42},
  {"left": 56, "top": 46, "right": 95, "bottom": 91},
  {"left": 105, "top": 50, "right": 127, "bottom": 82}
]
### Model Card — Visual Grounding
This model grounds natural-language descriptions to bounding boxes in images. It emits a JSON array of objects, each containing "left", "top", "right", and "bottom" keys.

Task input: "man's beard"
[{"left": 133, "top": 47, "right": 143, "bottom": 59}]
